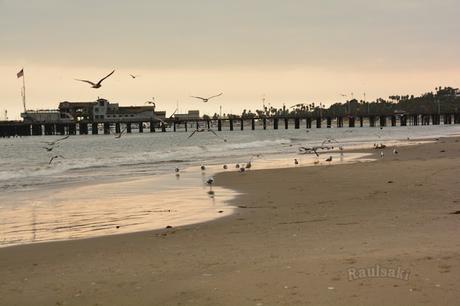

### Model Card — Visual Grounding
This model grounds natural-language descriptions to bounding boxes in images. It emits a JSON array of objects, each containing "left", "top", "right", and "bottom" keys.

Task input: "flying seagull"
[
  {"left": 188, "top": 127, "right": 227, "bottom": 142},
  {"left": 75, "top": 70, "right": 115, "bottom": 88},
  {"left": 42, "top": 135, "right": 70, "bottom": 147},
  {"left": 298, "top": 145, "right": 333, "bottom": 156},
  {"left": 42, "top": 146, "right": 56, "bottom": 152},
  {"left": 152, "top": 108, "right": 178, "bottom": 128},
  {"left": 129, "top": 74, "right": 139, "bottom": 79},
  {"left": 190, "top": 93, "right": 223, "bottom": 103},
  {"left": 115, "top": 127, "right": 127, "bottom": 139},
  {"left": 49, "top": 155, "right": 64, "bottom": 165}
]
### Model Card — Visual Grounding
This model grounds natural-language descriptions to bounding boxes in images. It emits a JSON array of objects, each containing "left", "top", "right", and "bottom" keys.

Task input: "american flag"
[{"left": 17, "top": 69, "right": 24, "bottom": 78}]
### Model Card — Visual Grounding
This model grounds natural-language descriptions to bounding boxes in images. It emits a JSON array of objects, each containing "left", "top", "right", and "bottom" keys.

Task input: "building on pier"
[
  {"left": 57, "top": 98, "right": 165, "bottom": 122},
  {"left": 174, "top": 110, "right": 200, "bottom": 120},
  {"left": 21, "top": 109, "right": 74, "bottom": 123}
]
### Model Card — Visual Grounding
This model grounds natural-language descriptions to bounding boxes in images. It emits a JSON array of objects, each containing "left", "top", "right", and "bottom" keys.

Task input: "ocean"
[{"left": 1, "top": 124, "right": 459, "bottom": 247}]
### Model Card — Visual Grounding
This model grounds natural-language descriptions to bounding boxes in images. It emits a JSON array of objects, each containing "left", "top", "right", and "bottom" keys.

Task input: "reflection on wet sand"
[
  {"left": 0, "top": 151, "right": 372, "bottom": 247},
  {"left": 0, "top": 170, "right": 236, "bottom": 247}
]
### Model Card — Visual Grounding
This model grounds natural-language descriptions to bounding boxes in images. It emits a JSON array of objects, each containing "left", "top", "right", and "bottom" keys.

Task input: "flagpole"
[{"left": 22, "top": 68, "right": 27, "bottom": 112}]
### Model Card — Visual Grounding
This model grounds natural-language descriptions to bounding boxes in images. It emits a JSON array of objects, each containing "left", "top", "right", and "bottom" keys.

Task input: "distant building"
[
  {"left": 58, "top": 98, "right": 165, "bottom": 122},
  {"left": 21, "top": 110, "right": 74, "bottom": 123},
  {"left": 174, "top": 110, "right": 200, "bottom": 120}
]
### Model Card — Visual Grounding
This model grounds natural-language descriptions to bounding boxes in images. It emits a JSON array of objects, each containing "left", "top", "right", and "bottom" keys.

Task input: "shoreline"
[
  {"left": 1, "top": 137, "right": 460, "bottom": 305},
  {"left": 0, "top": 136, "right": 450, "bottom": 249}
]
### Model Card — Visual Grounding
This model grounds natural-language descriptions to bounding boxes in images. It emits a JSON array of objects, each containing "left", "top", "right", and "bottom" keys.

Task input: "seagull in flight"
[
  {"left": 190, "top": 93, "right": 223, "bottom": 103},
  {"left": 42, "top": 135, "right": 70, "bottom": 147},
  {"left": 299, "top": 145, "right": 333, "bottom": 156},
  {"left": 42, "top": 146, "right": 57, "bottom": 152},
  {"left": 129, "top": 74, "right": 139, "bottom": 79},
  {"left": 188, "top": 127, "right": 227, "bottom": 142},
  {"left": 153, "top": 108, "right": 178, "bottom": 128},
  {"left": 49, "top": 155, "right": 65, "bottom": 165},
  {"left": 75, "top": 70, "right": 115, "bottom": 88},
  {"left": 114, "top": 127, "right": 127, "bottom": 139}
]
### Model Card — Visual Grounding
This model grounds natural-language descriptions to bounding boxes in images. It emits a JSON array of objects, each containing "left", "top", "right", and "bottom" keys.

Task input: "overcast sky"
[{"left": 1, "top": 0, "right": 459, "bottom": 118}]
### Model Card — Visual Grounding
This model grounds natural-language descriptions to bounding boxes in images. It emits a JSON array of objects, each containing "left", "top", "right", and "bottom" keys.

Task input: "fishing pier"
[{"left": 1, "top": 113, "right": 459, "bottom": 137}]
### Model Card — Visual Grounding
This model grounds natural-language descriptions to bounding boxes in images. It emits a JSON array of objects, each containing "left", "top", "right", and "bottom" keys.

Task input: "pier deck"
[{"left": 0, "top": 113, "right": 459, "bottom": 137}]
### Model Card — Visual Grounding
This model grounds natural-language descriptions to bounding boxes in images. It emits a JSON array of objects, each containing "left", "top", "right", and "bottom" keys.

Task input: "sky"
[{"left": 1, "top": 0, "right": 459, "bottom": 119}]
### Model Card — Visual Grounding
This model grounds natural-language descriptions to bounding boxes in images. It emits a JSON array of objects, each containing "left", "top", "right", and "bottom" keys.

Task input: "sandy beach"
[{"left": 1, "top": 137, "right": 460, "bottom": 306}]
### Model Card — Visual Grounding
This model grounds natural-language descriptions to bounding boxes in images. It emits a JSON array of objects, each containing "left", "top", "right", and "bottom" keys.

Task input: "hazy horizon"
[{"left": 1, "top": 0, "right": 459, "bottom": 119}]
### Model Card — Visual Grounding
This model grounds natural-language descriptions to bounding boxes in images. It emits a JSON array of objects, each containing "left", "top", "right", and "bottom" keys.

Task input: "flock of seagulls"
[
  {"left": 75, "top": 69, "right": 226, "bottom": 141},
  {"left": 61, "top": 69, "right": 405, "bottom": 199}
]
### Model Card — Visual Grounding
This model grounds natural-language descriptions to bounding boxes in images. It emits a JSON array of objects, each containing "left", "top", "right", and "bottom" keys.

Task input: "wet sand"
[{"left": 1, "top": 137, "right": 460, "bottom": 305}]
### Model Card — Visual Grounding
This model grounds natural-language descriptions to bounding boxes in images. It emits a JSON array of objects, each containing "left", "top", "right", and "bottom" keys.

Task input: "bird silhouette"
[
  {"left": 49, "top": 155, "right": 64, "bottom": 165},
  {"left": 75, "top": 70, "right": 115, "bottom": 88},
  {"left": 114, "top": 127, "right": 127, "bottom": 139},
  {"left": 190, "top": 93, "right": 223, "bottom": 103},
  {"left": 42, "top": 135, "right": 70, "bottom": 146}
]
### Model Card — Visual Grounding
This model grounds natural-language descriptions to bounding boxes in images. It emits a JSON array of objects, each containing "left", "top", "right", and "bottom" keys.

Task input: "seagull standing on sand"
[
  {"left": 325, "top": 156, "right": 333, "bottom": 162},
  {"left": 190, "top": 93, "right": 223, "bottom": 103},
  {"left": 206, "top": 177, "right": 215, "bottom": 195},
  {"left": 223, "top": 165, "right": 228, "bottom": 169},
  {"left": 75, "top": 70, "right": 115, "bottom": 89},
  {"left": 206, "top": 177, "right": 214, "bottom": 186},
  {"left": 239, "top": 167, "right": 246, "bottom": 173},
  {"left": 235, "top": 164, "right": 240, "bottom": 169},
  {"left": 201, "top": 164, "right": 206, "bottom": 171},
  {"left": 380, "top": 151, "right": 384, "bottom": 159},
  {"left": 393, "top": 148, "right": 398, "bottom": 155},
  {"left": 294, "top": 159, "right": 299, "bottom": 165}
]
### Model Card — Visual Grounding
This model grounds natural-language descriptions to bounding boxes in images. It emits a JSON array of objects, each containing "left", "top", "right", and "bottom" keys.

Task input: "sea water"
[{"left": 0, "top": 124, "right": 459, "bottom": 247}]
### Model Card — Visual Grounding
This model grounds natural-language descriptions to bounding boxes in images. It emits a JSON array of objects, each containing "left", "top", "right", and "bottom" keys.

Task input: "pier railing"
[{"left": 1, "top": 113, "right": 459, "bottom": 137}]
